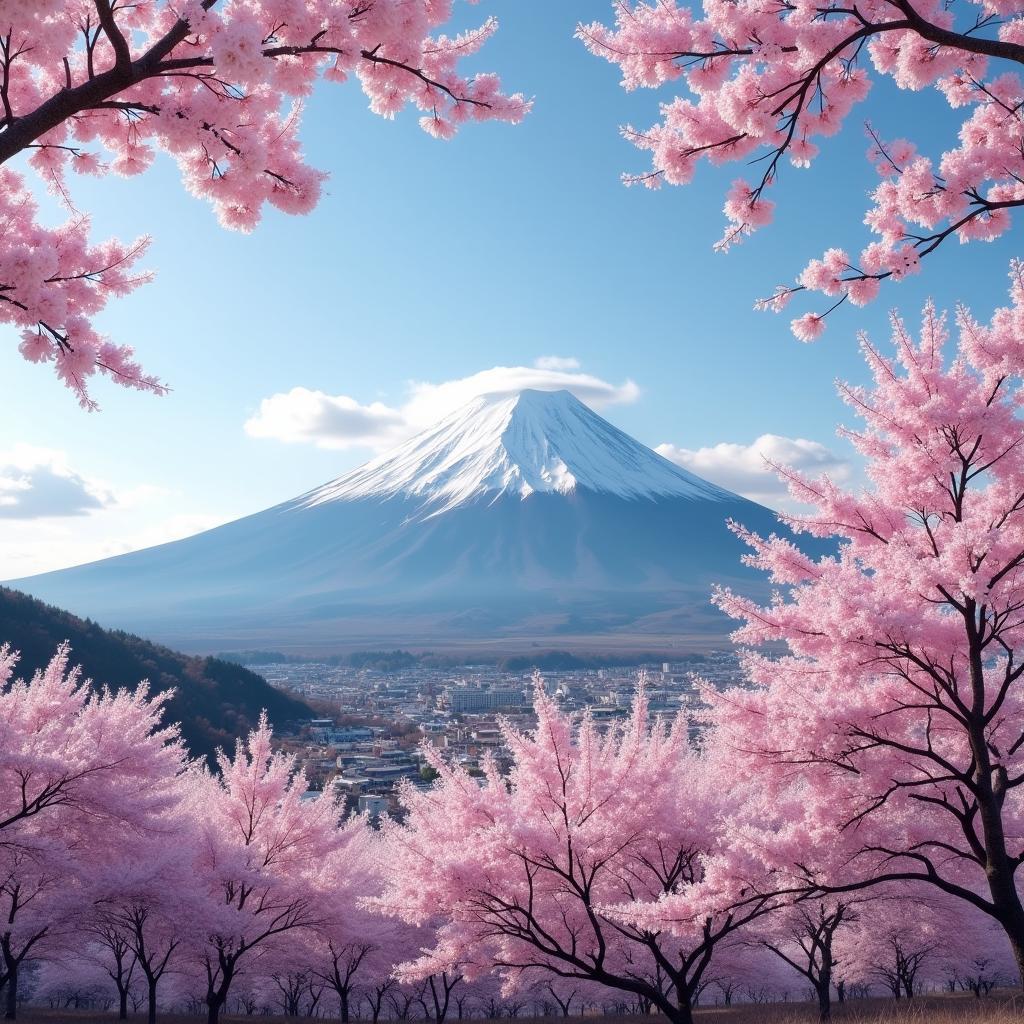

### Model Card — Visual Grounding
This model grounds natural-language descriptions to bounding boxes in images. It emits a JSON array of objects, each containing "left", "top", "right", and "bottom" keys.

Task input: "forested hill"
[{"left": 0, "top": 587, "right": 312, "bottom": 764}]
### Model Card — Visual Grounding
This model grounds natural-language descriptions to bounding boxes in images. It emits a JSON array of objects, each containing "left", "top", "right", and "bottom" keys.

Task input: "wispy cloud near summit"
[
  {"left": 656, "top": 434, "right": 852, "bottom": 511},
  {"left": 244, "top": 362, "right": 639, "bottom": 451}
]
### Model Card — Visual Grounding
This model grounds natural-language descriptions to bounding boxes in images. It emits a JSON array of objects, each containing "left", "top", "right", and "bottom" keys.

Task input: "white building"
[
  {"left": 447, "top": 687, "right": 526, "bottom": 713},
  {"left": 358, "top": 795, "right": 390, "bottom": 820}
]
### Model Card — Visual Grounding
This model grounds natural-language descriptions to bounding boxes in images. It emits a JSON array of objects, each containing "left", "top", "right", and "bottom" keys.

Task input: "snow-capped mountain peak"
[
  {"left": 10, "top": 387, "right": 794, "bottom": 651},
  {"left": 301, "top": 388, "right": 731, "bottom": 515}
]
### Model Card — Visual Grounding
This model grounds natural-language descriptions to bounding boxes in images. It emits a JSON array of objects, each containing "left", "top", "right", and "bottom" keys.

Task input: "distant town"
[{"left": 241, "top": 651, "right": 746, "bottom": 822}]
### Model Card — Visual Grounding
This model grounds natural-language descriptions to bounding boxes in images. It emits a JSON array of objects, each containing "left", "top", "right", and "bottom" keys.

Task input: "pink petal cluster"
[
  {"left": 0, "top": 170, "right": 159, "bottom": 409},
  {"left": 580, "top": 0, "right": 1024, "bottom": 335},
  {"left": 0, "top": 1, "right": 529, "bottom": 405}
]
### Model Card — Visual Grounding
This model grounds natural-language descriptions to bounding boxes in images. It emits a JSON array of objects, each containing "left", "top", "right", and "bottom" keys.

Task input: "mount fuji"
[{"left": 8, "top": 390, "right": 792, "bottom": 653}]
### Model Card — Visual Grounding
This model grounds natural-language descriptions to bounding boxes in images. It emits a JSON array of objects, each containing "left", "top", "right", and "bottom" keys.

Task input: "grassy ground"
[
  {"left": 13, "top": 996, "right": 1024, "bottom": 1024},
  {"left": 694, "top": 993, "right": 1024, "bottom": 1021}
]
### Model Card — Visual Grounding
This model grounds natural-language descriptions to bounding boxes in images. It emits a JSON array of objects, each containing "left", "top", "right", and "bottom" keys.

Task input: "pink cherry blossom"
[
  {"left": 0, "top": 643, "right": 187, "bottom": 1017},
  {"left": 581, "top": 1, "right": 1024, "bottom": 335},
  {"left": 791, "top": 312, "right": 825, "bottom": 342},
  {"left": 0, "top": 1, "right": 528, "bottom": 406},
  {"left": 711, "top": 260, "right": 1024, "bottom": 986},
  {"left": 184, "top": 715, "right": 362, "bottom": 1024},
  {"left": 376, "top": 678, "right": 787, "bottom": 1024}
]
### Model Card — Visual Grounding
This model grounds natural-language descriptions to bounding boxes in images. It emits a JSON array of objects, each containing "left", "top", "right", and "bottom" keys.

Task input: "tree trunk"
[
  {"left": 118, "top": 986, "right": 128, "bottom": 1021},
  {"left": 206, "top": 960, "right": 233, "bottom": 1024},
  {"left": 147, "top": 976, "right": 158, "bottom": 1024},
  {"left": 3, "top": 963, "right": 15, "bottom": 1022},
  {"left": 816, "top": 980, "right": 831, "bottom": 1022},
  {"left": 674, "top": 989, "right": 694, "bottom": 1024},
  {"left": 340, "top": 987, "right": 350, "bottom": 1023},
  {"left": 982, "top": 884, "right": 1024, "bottom": 991},
  {"left": 966, "top": 640, "right": 1024, "bottom": 992},
  {"left": 206, "top": 982, "right": 229, "bottom": 1024},
  {"left": 1006, "top": 932, "right": 1024, "bottom": 993}
]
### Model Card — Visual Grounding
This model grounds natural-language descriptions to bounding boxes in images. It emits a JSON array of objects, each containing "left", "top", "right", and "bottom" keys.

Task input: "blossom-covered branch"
[
  {"left": 0, "top": 1, "right": 528, "bottom": 406},
  {"left": 580, "top": 0, "right": 1024, "bottom": 338}
]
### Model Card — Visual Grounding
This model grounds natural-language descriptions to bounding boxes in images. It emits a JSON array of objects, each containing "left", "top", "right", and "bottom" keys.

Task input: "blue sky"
[{"left": 0, "top": 0, "right": 1019, "bottom": 576}]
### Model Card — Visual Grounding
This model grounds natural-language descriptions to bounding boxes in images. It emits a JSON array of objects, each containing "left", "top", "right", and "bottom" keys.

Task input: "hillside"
[{"left": 0, "top": 587, "right": 312, "bottom": 763}]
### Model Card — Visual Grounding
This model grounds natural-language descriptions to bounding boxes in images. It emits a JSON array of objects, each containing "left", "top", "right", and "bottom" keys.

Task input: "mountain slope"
[
  {"left": 8, "top": 390, "right": 801, "bottom": 651},
  {"left": 0, "top": 587, "right": 312, "bottom": 762}
]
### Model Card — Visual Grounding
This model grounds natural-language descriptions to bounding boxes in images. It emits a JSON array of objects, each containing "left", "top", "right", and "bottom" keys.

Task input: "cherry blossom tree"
[
  {"left": 0, "top": 642, "right": 186, "bottom": 1019},
  {"left": 755, "top": 898, "right": 862, "bottom": 1020},
  {"left": 185, "top": 715, "right": 358, "bottom": 1024},
  {"left": 81, "top": 923, "right": 138, "bottom": 1021},
  {"left": 840, "top": 895, "right": 1016, "bottom": 998},
  {"left": 707, "top": 943, "right": 797, "bottom": 1007},
  {"left": 261, "top": 933, "right": 328, "bottom": 1020},
  {"left": 33, "top": 956, "right": 125, "bottom": 1016},
  {"left": 317, "top": 936, "right": 379, "bottom": 1021},
  {"left": 862, "top": 924, "right": 935, "bottom": 997},
  {"left": 353, "top": 924, "right": 423, "bottom": 1024},
  {"left": 711, "top": 261, "right": 1024, "bottom": 983},
  {"left": 417, "top": 968, "right": 465, "bottom": 1024},
  {"left": 308, "top": 826, "right": 398, "bottom": 1023},
  {"left": 580, "top": 0, "right": 1024, "bottom": 338},
  {"left": 836, "top": 896, "right": 963, "bottom": 997},
  {"left": 89, "top": 819, "right": 204, "bottom": 1024},
  {"left": 534, "top": 977, "right": 590, "bottom": 1018},
  {"left": 0, "top": 846, "right": 71, "bottom": 1021},
  {"left": 0, "top": 1, "right": 527, "bottom": 407},
  {"left": 0, "top": 642, "right": 184, "bottom": 836},
  {"left": 377, "top": 680, "right": 785, "bottom": 1024}
]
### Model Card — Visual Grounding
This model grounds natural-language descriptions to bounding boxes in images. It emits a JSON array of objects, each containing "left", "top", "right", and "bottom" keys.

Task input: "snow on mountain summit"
[{"left": 302, "top": 388, "right": 732, "bottom": 515}]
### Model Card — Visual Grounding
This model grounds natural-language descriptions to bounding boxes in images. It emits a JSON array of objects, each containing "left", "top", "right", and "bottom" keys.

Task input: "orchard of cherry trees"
[
  {"left": 0, "top": 655, "right": 1018, "bottom": 1024},
  {"left": 5, "top": 0, "right": 1024, "bottom": 1020}
]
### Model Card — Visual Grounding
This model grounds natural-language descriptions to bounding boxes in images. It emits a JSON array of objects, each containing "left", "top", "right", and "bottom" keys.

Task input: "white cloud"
[
  {"left": 244, "top": 363, "right": 639, "bottom": 452},
  {"left": 0, "top": 447, "right": 231, "bottom": 578},
  {"left": 656, "top": 434, "right": 852, "bottom": 510},
  {"left": 534, "top": 355, "right": 580, "bottom": 371},
  {"left": 0, "top": 444, "right": 113, "bottom": 519},
  {"left": 243, "top": 389, "right": 408, "bottom": 451},
  {"left": 402, "top": 366, "right": 639, "bottom": 425}
]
